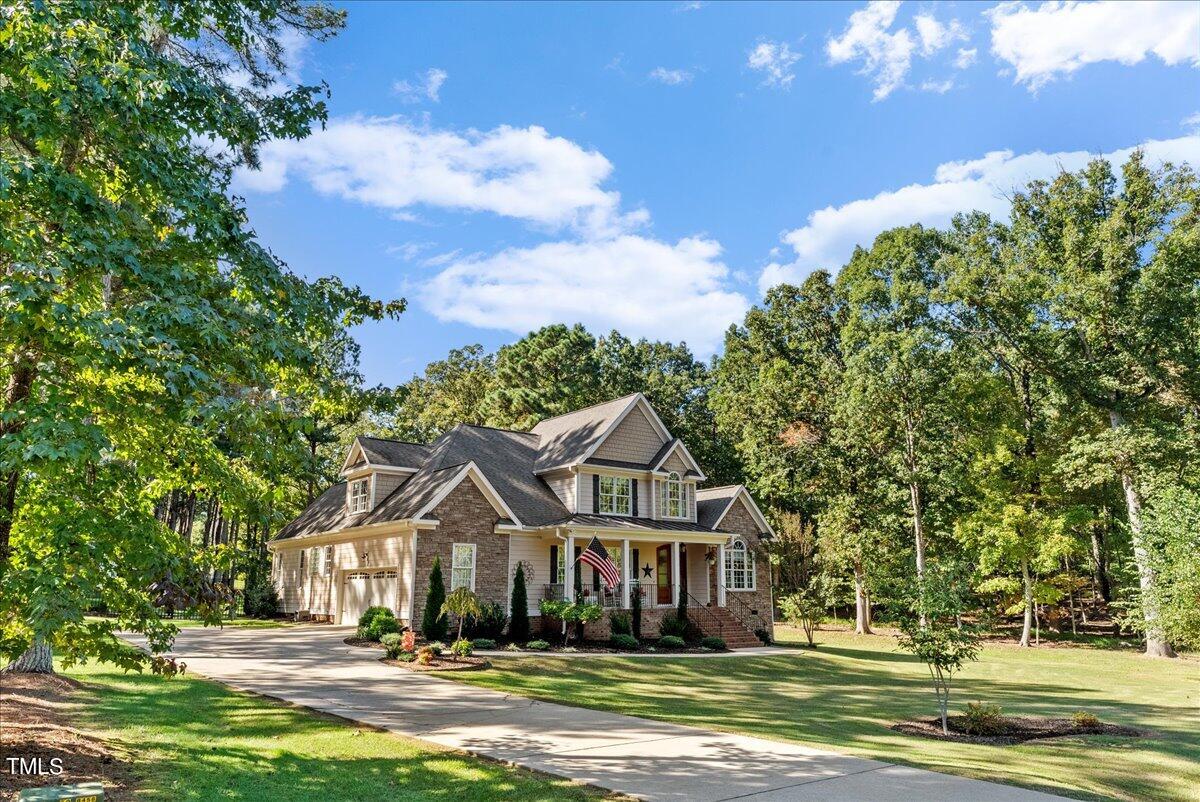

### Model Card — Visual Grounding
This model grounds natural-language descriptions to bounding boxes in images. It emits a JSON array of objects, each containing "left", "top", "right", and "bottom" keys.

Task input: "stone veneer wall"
[
  {"left": 410, "top": 478, "right": 507, "bottom": 635},
  {"left": 720, "top": 498, "right": 775, "bottom": 640}
]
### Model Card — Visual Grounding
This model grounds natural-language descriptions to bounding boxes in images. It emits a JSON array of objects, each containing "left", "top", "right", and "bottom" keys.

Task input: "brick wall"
[
  {"left": 411, "top": 478, "right": 508, "bottom": 635},
  {"left": 721, "top": 497, "right": 775, "bottom": 640}
]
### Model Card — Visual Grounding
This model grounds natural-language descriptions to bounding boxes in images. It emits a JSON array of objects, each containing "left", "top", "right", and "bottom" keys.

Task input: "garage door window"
[{"left": 451, "top": 543, "right": 476, "bottom": 591}]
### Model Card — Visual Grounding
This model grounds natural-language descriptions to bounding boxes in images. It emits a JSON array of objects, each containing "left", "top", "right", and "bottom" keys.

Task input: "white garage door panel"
[{"left": 340, "top": 568, "right": 398, "bottom": 625}]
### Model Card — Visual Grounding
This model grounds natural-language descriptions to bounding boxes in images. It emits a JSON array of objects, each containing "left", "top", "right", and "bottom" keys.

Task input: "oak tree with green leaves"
[{"left": 1, "top": 0, "right": 402, "bottom": 672}]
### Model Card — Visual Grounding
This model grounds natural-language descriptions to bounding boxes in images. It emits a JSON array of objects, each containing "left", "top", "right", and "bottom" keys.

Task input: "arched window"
[
  {"left": 664, "top": 472, "right": 685, "bottom": 518},
  {"left": 724, "top": 539, "right": 755, "bottom": 590}
]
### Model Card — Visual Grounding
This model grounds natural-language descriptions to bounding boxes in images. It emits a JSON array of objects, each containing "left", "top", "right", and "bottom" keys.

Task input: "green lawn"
[
  {"left": 451, "top": 626, "right": 1200, "bottom": 802},
  {"left": 63, "top": 661, "right": 611, "bottom": 801}
]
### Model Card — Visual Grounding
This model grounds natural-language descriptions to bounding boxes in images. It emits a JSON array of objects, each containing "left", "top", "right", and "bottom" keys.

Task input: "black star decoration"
[{"left": 642, "top": 563, "right": 653, "bottom": 578}]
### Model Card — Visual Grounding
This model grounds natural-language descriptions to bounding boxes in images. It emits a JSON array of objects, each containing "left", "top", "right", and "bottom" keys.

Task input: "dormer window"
[
  {"left": 664, "top": 472, "right": 685, "bottom": 518},
  {"left": 598, "top": 476, "right": 632, "bottom": 515},
  {"left": 348, "top": 477, "right": 371, "bottom": 514}
]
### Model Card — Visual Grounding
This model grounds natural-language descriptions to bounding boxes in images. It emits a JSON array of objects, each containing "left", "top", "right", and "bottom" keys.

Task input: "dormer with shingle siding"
[{"left": 340, "top": 436, "right": 429, "bottom": 516}]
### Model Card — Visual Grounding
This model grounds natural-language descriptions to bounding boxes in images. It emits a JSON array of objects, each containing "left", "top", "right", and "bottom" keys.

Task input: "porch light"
[{"left": 704, "top": 547, "right": 716, "bottom": 565}]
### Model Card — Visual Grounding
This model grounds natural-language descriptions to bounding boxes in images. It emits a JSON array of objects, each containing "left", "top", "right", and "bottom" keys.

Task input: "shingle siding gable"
[{"left": 592, "top": 405, "right": 667, "bottom": 463}]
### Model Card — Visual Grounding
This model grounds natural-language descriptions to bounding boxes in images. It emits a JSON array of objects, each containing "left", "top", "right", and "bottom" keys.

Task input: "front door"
[{"left": 656, "top": 545, "right": 671, "bottom": 605}]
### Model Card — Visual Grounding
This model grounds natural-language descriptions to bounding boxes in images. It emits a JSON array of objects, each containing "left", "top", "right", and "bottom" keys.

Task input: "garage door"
[{"left": 340, "top": 568, "right": 398, "bottom": 625}]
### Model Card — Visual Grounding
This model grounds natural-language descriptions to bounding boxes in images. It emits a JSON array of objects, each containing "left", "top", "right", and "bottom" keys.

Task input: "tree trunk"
[
  {"left": 4, "top": 637, "right": 53, "bottom": 674},
  {"left": 0, "top": 354, "right": 37, "bottom": 572},
  {"left": 1107, "top": 410, "right": 1175, "bottom": 658},
  {"left": 1019, "top": 558, "right": 1034, "bottom": 647},
  {"left": 853, "top": 561, "right": 873, "bottom": 635},
  {"left": 1089, "top": 514, "right": 1112, "bottom": 603}
]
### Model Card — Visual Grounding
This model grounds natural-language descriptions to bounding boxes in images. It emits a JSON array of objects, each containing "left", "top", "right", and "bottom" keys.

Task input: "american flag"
[{"left": 578, "top": 536, "right": 621, "bottom": 589}]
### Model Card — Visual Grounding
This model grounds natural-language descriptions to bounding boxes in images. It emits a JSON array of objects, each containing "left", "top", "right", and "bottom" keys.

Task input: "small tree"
[
  {"left": 897, "top": 564, "right": 982, "bottom": 734},
  {"left": 779, "top": 578, "right": 830, "bottom": 646},
  {"left": 441, "top": 586, "right": 482, "bottom": 644},
  {"left": 509, "top": 563, "right": 531, "bottom": 643},
  {"left": 422, "top": 557, "right": 448, "bottom": 641}
]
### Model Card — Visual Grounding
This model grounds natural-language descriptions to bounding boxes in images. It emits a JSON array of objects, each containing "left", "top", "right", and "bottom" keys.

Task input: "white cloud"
[
  {"left": 386, "top": 241, "right": 434, "bottom": 261},
  {"left": 393, "top": 68, "right": 448, "bottom": 103},
  {"left": 827, "top": 1, "right": 965, "bottom": 100},
  {"left": 238, "top": 115, "right": 647, "bottom": 237},
  {"left": 675, "top": 1, "right": 704, "bottom": 11},
  {"left": 914, "top": 13, "right": 967, "bottom": 57},
  {"left": 954, "top": 47, "right": 978, "bottom": 69},
  {"left": 421, "top": 236, "right": 749, "bottom": 355},
  {"left": 649, "top": 67, "right": 695, "bottom": 85},
  {"left": 760, "top": 135, "right": 1200, "bottom": 292},
  {"left": 989, "top": 1, "right": 1200, "bottom": 90},
  {"left": 1184, "top": 112, "right": 1200, "bottom": 133},
  {"left": 920, "top": 78, "right": 955, "bottom": 94},
  {"left": 747, "top": 40, "right": 802, "bottom": 88}
]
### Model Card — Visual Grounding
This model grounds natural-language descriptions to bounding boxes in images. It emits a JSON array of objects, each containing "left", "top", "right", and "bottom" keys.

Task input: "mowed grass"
[
  {"left": 63, "top": 661, "right": 611, "bottom": 801},
  {"left": 451, "top": 626, "right": 1200, "bottom": 802}
]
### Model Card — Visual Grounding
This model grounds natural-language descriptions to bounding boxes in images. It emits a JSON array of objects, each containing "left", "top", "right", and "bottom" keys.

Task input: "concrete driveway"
[{"left": 151, "top": 625, "right": 1065, "bottom": 801}]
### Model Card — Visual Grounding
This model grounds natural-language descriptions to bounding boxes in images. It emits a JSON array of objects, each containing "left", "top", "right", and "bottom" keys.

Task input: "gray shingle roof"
[
  {"left": 356, "top": 436, "right": 430, "bottom": 468},
  {"left": 696, "top": 485, "right": 741, "bottom": 531},
  {"left": 529, "top": 394, "right": 639, "bottom": 472},
  {"left": 275, "top": 483, "right": 352, "bottom": 540},
  {"left": 548, "top": 514, "right": 734, "bottom": 534}
]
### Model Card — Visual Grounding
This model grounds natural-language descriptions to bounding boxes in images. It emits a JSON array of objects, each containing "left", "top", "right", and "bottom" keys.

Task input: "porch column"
[
  {"left": 565, "top": 532, "right": 575, "bottom": 602},
  {"left": 671, "top": 541, "right": 681, "bottom": 606},
  {"left": 621, "top": 539, "right": 631, "bottom": 608},
  {"left": 717, "top": 543, "right": 726, "bottom": 607}
]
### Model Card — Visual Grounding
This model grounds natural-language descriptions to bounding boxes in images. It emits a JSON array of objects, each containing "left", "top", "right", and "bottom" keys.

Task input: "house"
[{"left": 268, "top": 393, "right": 775, "bottom": 644}]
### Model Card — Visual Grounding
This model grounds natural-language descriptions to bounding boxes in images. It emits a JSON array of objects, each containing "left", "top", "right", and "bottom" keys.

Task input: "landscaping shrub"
[
  {"left": 427, "top": 641, "right": 446, "bottom": 655},
  {"left": 609, "top": 611, "right": 632, "bottom": 636},
  {"left": 659, "top": 613, "right": 688, "bottom": 638},
  {"left": 525, "top": 639, "right": 550, "bottom": 651},
  {"left": 658, "top": 635, "right": 685, "bottom": 650},
  {"left": 422, "top": 557, "right": 448, "bottom": 642},
  {"left": 509, "top": 563, "right": 531, "bottom": 643},
  {"left": 381, "top": 632, "right": 408, "bottom": 660},
  {"left": 1071, "top": 711, "right": 1100, "bottom": 728},
  {"left": 962, "top": 702, "right": 1004, "bottom": 735},
  {"left": 610, "top": 633, "right": 639, "bottom": 650},
  {"left": 700, "top": 636, "right": 727, "bottom": 651},
  {"left": 380, "top": 632, "right": 402, "bottom": 649},
  {"left": 450, "top": 638, "right": 474, "bottom": 657},
  {"left": 242, "top": 577, "right": 280, "bottom": 618},
  {"left": 359, "top": 608, "right": 399, "bottom": 641},
  {"left": 401, "top": 630, "right": 416, "bottom": 653},
  {"left": 416, "top": 646, "right": 435, "bottom": 665},
  {"left": 395, "top": 651, "right": 417, "bottom": 663},
  {"left": 471, "top": 638, "right": 497, "bottom": 651},
  {"left": 358, "top": 605, "right": 392, "bottom": 629},
  {"left": 466, "top": 601, "right": 507, "bottom": 639}
]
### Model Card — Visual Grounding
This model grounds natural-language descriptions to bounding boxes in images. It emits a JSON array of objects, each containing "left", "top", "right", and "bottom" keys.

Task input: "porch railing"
[
  {"left": 683, "top": 590, "right": 727, "bottom": 640},
  {"left": 542, "top": 582, "right": 662, "bottom": 608},
  {"left": 719, "top": 584, "right": 772, "bottom": 643}
]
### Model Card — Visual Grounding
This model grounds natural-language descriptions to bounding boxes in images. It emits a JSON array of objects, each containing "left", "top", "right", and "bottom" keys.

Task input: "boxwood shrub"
[
  {"left": 525, "top": 639, "right": 551, "bottom": 651},
  {"left": 471, "top": 638, "right": 497, "bottom": 651},
  {"left": 700, "top": 636, "right": 727, "bottom": 651},
  {"left": 610, "top": 633, "right": 639, "bottom": 651},
  {"left": 658, "top": 635, "right": 686, "bottom": 650}
]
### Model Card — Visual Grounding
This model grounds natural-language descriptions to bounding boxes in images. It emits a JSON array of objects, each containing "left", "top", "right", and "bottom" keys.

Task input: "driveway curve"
[{"left": 151, "top": 625, "right": 1066, "bottom": 801}]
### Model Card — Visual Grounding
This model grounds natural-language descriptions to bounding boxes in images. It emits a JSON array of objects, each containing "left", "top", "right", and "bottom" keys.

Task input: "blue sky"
[{"left": 234, "top": 0, "right": 1200, "bottom": 387}]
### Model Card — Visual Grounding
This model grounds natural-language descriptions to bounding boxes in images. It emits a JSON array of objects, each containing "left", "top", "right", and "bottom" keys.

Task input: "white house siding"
[
  {"left": 578, "top": 468, "right": 654, "bottom": 519},
  {"left": 373, "top": 472, "right": 409, "bottom": 506},
  {"left": 685, "top": 544, "right": 709, "bottom": 604},
  {"left": 543, "top": 471, "right": 576, "bottom": 514},
  {"left": 592, "top": 405, "right": 666, "bottom": 463},
  {"left": 507, "top": 532, "right": 550, "bottom": 616},
  {"left": 273, "top": 548, "right": 304, "bottom": 613}
]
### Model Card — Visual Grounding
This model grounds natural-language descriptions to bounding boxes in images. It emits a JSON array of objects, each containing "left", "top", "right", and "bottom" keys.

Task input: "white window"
[
  {"left": 598, "top": 475, "right": 632, "bottom": 516},
  {"left": 663, "top": 472, "right": 686, "bottom": 518},
  {"left": 323, "top": 545, "right": 333, "bottom": 576},
  {"left": 724, "top": 539, "right": 755, "bottom": 591},
  {"left": 451, "top": 543, "right": 476, "bottom": 591},
  {"left": 309, "top": 546, "right": 321, "bottom": 575},
  {"left": 348, "top": 477, "right": 371, "bottom": 514},
  {"left": 554, "top": 547, "right": 566, "bottom": 585}
]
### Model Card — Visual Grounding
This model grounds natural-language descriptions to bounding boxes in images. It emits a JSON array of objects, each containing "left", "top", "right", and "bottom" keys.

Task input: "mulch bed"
[
  {"left": 380, "top": 656, "right": 491, "bottom": 672},
  {"left": 343, "top": 636, "right": 385, "bottom": 649},
  {"left": 344, "top": 636, "right": 726, "bottom": 656},
  {"left": 1, "top": 672, "right": 138, "bottom": 800},
  {"left": 892, "top": 715, "right": 1146, "bottom": 746}
]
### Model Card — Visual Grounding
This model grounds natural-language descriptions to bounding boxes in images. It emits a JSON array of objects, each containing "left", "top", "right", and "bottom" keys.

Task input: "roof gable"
[
  {"left": 696, "top": 485, "right": 774, "bottom": 537},
  {"left": 532, "top": 393, "right": 673, "bottom": 473}
]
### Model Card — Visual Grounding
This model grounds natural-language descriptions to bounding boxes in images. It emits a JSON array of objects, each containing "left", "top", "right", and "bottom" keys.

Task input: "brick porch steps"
[{"left": 688, "top": 605, "right": 765, "bottom": 649}]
